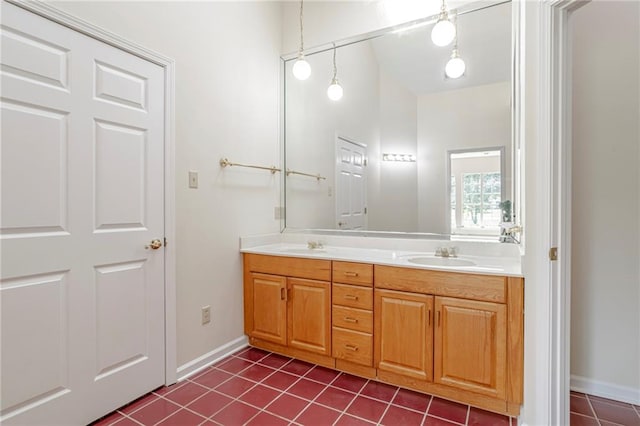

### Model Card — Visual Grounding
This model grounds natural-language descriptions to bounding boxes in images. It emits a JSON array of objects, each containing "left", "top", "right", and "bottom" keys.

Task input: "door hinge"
[
  {"left": 164, "top": 237, "right": 168, "bottom": 247},
  {"left": 364, "top": 207, "right": 367, "bottom": 214},
  {"left": 549, "top": 247, "right": 558, "bottom": 261},
  {"left": 364, "top": 158, "right": 368, "bottom": 166}
]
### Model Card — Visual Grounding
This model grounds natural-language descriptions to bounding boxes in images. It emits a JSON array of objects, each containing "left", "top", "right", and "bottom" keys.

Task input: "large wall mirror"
[{"left": 283, "top": 0, "right": 515, "bottom": 239}]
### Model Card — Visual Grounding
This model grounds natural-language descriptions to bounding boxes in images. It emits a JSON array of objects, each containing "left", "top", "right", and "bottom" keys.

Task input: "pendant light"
[
  {"left": 292, "top": 0, "right": 311, "bottom": 80},
  {"left": 431, "top": 0, "right": 455, "bottom": 47},
  {"left": 327, "top": 43, "right": 343, "bottom": 101},
  {"left": 445, "top": 15, "right": 465, "bottom": 79}
]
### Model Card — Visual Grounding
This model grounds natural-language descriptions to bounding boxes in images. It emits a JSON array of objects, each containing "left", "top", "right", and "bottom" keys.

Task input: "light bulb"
[
  {"left": 445, "top": 52, "right": 466, "bottom": 79},
  {"left": 431, "top": 18, "right": 456, "bottom": 47},
  {"left": 292, "top": 56, "right": 311, "bottom": 80},
  {"left": 327, "top": 79, "right": 343, "bottom": 101}
]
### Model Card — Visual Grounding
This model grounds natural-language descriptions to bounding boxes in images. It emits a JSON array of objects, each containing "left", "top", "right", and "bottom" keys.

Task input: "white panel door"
[
  {"left": 0, "top": 3, "right": 166, "bottom": 425},
  {"left": 335, "top": 136, "right": 367, "bottom": 230}
]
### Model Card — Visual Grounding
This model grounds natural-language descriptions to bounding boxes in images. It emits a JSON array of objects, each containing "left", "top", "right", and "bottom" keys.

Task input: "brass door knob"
[{"left": 145, "top": 239, "right": 163, "bottom": 250}]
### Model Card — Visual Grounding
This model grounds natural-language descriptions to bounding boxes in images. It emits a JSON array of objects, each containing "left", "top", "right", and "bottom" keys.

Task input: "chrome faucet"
[
  {"left": 307, "top": 241, "right": 324, "bottom": 250},
  {"left": 435, "top": 247, "right": 458, "bottom": 258}
]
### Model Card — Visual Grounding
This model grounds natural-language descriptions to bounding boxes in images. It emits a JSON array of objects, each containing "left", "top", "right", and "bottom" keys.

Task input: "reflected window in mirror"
[{"left": 448, "top": 148, "right": 505, "bottom": 236}]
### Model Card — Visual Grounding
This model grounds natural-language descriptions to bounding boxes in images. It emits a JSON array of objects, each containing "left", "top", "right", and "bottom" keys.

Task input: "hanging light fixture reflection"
[
  {"left": 445, "top": 15, "right": 465, "bottom": 79},
  {"left": 292, "top": 0, "right": 311, "bottom": 80},
  {"left": 431, "top": 0, "right": 455, "bottom": 47},
  {"left": 327, "top": 43, "right": 343, "bottom": 101}
]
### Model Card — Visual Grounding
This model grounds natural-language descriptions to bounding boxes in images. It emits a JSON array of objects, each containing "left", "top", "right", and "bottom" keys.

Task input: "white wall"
[
  {"left": 50, "top": 1, "right": 283, "bottom": 367},
  {"left": 371, "top": 69, "right": 419, "bottom": 231},
  {"left": 571, "top": 0, "right": 640, "bottom": 398},
  {"left": 417, "top": 82, "right": 511, "bottom": 234}
]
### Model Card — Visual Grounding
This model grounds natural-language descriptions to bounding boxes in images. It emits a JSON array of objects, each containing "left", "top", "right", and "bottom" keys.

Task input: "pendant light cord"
[
  {"left": 299, "top": 0, "right": 304, "bottom": 55},
  {"left": 439, "top": 0, "right": 448, "bottom": 20},
  {"left": 332, "top": 43, "right": 338, "bottom": 80},
  {"left": 453, "top": 13, "right": 458, "bottom": 51}
]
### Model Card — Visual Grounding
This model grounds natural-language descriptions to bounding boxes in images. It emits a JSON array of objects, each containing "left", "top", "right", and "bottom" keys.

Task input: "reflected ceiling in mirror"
[{"left": 283, "top": 0, "right": 512, "bottom": 238}]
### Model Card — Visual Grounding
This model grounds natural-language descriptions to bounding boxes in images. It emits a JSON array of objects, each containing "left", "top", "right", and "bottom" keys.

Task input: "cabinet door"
[
  {"left": 374, "top": 289, "right": 433, "bottom": 381},
  {"left": 287, "top": 278, "right": 331, "bottom": 355},
  {"left": 434, "top": 297, "right": 507, "bottom": 399},
  {"left": 250, "top": 273, "right": 287, "bottom": 345}
]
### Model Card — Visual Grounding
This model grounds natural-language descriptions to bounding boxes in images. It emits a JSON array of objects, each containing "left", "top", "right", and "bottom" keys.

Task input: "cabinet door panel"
[
  {"left": 288, "top": 278, "right": 331, "bottom": 355},
  {"left": 434, "top": 297, "right": 506, "bottom": 399},
  {"left": 250, "top": 273, "right": 287, "bottom": 345},
  {"left": 374, "top": 289, "right": 433, "bottom": 381}
]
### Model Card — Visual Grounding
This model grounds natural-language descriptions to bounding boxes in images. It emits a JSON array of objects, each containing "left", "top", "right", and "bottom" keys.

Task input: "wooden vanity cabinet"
[
  {"left": 374, "top": 289, "right": 433, "bottom": 382},
  {"left": 374, "top": 265, "right": 524, "bottom": 415},
  {"left": 434, "top": 296, "right": 507, "bottom": 399},
  {"left": 243, "top": 254, "right": 524, "bottom": 416},
  {"left": 243, "top": 254, "right": 333, "bottom": 365},
  {"left": 331, "top": 261, "right": 375, "bottom": 374},
  {"left": 249, "top": 273, "right": 287, "bottom": 345}
]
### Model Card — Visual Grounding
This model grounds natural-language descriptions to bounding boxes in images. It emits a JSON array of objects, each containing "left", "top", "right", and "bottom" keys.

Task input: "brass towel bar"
[
  {"left": 219, "top": 158, "right": 280, "bottom": 174},
  {"left": 286, "top": 169, "right": 327, "bottom": 181}
]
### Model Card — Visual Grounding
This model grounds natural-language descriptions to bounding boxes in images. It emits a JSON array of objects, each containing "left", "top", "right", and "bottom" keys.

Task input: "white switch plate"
[
  {"left": 189, "top": 171, "right": 198, "bottom": 189},
  {"left": 201, "top": 305, "right": 211, "bottom": 325}
]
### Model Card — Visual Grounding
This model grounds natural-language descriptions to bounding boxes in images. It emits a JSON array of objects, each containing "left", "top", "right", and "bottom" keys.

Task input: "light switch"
[{"left": 189, "top": 171, "right": 198, "bottom": 189}]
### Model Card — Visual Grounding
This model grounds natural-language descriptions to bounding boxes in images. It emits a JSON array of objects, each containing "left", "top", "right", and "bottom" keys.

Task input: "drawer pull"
[
  {"left": 344, "top": 294, "right": 358, "bottom": 301},
  {"left": 437, "top": 310, "right": 441, "bottom": 327},
  {"left": 345, "top": 344, "right": 359, "bottom": 351},
  {"left": 344, "top": 317, "right": 358, "bottom": 323},
  {"left": 280, "top": 287, "right": 285, "bottom": 301},
  {"left": 344, "top": 271, "right": 359, "bottom": 277}
]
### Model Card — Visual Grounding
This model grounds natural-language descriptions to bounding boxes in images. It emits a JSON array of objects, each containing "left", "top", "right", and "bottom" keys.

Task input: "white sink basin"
[{"left": 407, "top": 256, "right": 476, "bottom": 267}]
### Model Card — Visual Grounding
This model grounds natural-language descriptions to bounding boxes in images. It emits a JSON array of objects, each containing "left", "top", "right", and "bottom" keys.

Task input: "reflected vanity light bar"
[{"left": 382, "top": 153, "right": 417, "bottom": 162}]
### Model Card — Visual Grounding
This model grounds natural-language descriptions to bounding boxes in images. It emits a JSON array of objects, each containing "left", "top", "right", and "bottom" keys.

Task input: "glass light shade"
[
  {"left": 327, "top": 81, "right": 343, "bottom": 101},
  {"left": 445, "top": 55, "right": 466, "bottom": 78},
  {"left": 431, "top": 19, "right": 456, "bottom": 47},
  {"left": 292, "top": 57, "right": 311, "bottom": 80}
]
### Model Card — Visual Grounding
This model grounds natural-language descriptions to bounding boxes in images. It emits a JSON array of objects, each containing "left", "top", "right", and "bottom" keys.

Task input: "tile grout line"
[
  {"left": 331, "top": 376, "right": 385, "bottom": 425},
  {"left": 288, "top": 368, "right": 340, "bottom": 425},
  {"left": 207, "top": 356, "right": 311, "bottom": 426},
  {"left": 420, "top": 395, "right": 434, "bottom": 426},
  {"left": 375, "top": 386, "right": 400, "bottom": 425},
  {"left": 585, "top": 394, "right": 604, "bottom": 426}
]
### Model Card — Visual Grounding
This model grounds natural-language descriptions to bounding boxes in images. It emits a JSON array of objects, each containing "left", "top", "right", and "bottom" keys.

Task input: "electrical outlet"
[
  {"left": 201, "top": 305, "right": 211, "bottom": 325},
  {"left": 189, "top": 171, "right": 198, "bottom": 189}
]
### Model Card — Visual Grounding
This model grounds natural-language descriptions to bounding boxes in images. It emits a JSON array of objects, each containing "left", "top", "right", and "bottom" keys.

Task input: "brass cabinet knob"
[{"left": 145, "top": 239, "right": 163, "bottom": 250}]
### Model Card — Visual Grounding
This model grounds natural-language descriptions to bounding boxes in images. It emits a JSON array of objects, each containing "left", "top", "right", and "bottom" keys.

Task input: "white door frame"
[
  {"left": 536, "top": 1, "right": 588, "bottom": 424},
  {"left": 7, "top": 0, "right": 178, "bottom": 385}
]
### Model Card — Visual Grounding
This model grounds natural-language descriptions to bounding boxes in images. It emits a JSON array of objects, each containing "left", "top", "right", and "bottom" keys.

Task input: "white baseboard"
[
  {"left": 176, "top": 335, "right": 249, "bottom": 382},
  {"left": 571, "top": 374, "right": 640, "bottom": 405}
]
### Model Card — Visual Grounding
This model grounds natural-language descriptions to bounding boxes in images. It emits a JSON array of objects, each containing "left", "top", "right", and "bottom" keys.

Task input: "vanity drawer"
[
  {"left": 332, "top": 327, "right": 373, "bottom": 366},
  {"left": 333, "top": 283, "right": 373, "bottom": 310},
  {"left": 244, "top": 254, "right": 331, "bottom": 281},
  {"left": 332, "top": 261, "right": 373, "bottom": 287},
  {"left": 374, "top": 265, "right": 506, "bottom": 303},
  {"left": 332, "top": 306, "right": 372, "bottom": 333}
]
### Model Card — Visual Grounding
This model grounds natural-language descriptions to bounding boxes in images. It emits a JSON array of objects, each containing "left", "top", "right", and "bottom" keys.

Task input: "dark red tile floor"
[
  {"left": 570, "top": 391, "right": 640, "bottom": 426},
  {"left": 90, "top": 346, "right": 628, "bottom": 426}
]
